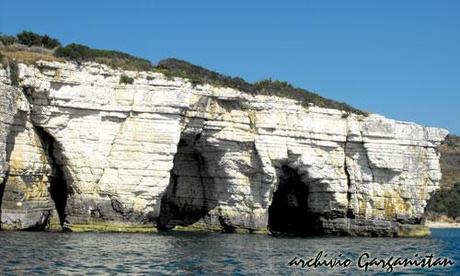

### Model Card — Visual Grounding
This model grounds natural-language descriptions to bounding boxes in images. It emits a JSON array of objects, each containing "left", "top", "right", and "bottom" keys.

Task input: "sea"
[{"left": 0, "top": 228, "right": 458, "bottom": 275}]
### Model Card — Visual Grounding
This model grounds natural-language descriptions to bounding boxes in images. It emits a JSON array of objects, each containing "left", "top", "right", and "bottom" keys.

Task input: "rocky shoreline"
[{"left": 426, "top": 221, "right": 460, "bottom": 228}]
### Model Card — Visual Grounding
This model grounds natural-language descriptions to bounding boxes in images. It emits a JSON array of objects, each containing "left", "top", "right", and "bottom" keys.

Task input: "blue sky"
[{"left": 1, "top": 0, "right": 459, "bottom": 134}]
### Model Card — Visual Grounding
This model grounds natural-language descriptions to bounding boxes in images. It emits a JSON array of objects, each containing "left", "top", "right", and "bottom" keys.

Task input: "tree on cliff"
[
  {"left": 426, "top": 182, "right": 460, "bottom": 219},
  {"left": 16, "top": 31, "right": 61, "bottom": 49}
]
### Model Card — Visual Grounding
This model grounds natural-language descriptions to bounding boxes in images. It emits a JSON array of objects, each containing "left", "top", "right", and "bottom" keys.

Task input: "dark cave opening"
[
  {"left": 157, "top": 138, "right": 212, "bottom": 230},
  {"left": 268, "top": 166, "right": 322, "bottom": 236},
  {"left": 34, "top": 127, "right": 69, "bottom": 229},
  {"left": 0, "top": 176, "right": 6, "bottom": 230}
]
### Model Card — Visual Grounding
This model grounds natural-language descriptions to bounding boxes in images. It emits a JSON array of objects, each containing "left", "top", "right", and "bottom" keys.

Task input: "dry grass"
[{"left": 0, "top": 48, "right": 64, "bottom": 64}]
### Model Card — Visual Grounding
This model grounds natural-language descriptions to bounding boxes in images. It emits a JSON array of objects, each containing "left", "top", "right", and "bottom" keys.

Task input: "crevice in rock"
[
  {"left": 0, "top": 174, "right": 8, "bottom": 230},
  {"left": 249, "top": 142, "right": 268, "bottom": 209},
  {"left": 359, "top": 130, "right": 375, "bottom": 182},
  {"left": 268, "top": 165, "right": 323, "bottom": 236},
  {"left": 95, "top": 116, "right": 128, "bottom": 187},
  {"left": 22, "top": 210, "right": 52, "bottom": 231},
  {"left": 108, "top": 194, "right": 136, "bottom": 220},
  {"left": 218, "top": 216, "right": 236, "bottom": 233},
  {"left": 34, "top": 126, "right": 70, "bottom": 230},
  {"left": 194, "top": 150, "right": 208, "bottom": 213},
  {"left": 344, "top": 138, "right": 355, "bottom": 219}
]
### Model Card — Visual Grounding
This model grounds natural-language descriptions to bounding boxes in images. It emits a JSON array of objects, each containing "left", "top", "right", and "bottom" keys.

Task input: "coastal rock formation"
[{"left": 0, "top": 61, "right": 448, "bottom": 236}]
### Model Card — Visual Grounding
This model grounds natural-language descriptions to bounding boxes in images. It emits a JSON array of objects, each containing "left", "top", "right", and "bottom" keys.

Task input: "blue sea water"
[{"left": 0, "top": 228, "right": 458, "bottom": 275}]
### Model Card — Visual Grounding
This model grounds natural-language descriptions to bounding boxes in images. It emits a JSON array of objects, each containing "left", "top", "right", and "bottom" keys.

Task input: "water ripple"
[{"left": 0, "top": 229, "right": 457, "bottom": 275}]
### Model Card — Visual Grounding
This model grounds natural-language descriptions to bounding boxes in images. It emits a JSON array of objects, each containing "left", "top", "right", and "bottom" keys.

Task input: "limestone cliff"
[{"left": 0, "top": 60, "right": 448, "bottom": 236}]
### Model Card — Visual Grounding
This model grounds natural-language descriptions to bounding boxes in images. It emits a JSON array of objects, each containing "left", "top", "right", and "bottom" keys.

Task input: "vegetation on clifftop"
[
  {"left": 0, "top": 34, "right": 17, "bottom": 46},
  {"left": 54, "top": 43, "right": 152, "bottom": 71},
  {"left": 1, "top": 31, "right": 60, "bottom": 49},
  {"left": 425, "top": 134, "right": 460, "bottom": 221},
  {"left": 157, "top": 58, "right": 367, "bottom": 115},
  {"left": 1, "top": 31, "right": 367, "bottom": 115},
  {"left": 437, "top": 134, "right": 460, "bottom": 189},
  {"left": 426, "top": 182, "right": 460, "bottom": 220},
  {"left": 156, "top": 58, "right": 252, "bottom": 90}
]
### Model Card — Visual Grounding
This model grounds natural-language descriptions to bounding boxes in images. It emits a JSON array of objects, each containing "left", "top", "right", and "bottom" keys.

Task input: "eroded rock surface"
[{"left": 0, "top": 61, "right": 448, "bottom": 236}]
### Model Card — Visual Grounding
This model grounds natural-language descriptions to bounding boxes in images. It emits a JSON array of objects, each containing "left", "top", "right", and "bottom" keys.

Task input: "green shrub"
[
  {"left": 39, "top": 34, "right": 61, "bottom": 49},
  {"left": 426, "top": 182, "right": 460, "bottom": 218},
  {"left": 0, "top": 33, "right": 17, "bottom": 46},
  {"left": 9, "top": 60, "right": 19, "bottom": 86},
  {"left": 55, "top": 43, "right": 152, "bottom": 71},
  {"left": 156, "top": 58, "right": 254, "bottom": 91},
  {"left": 17, "top": 31, "right": 42, "bottom": 47},
  {"left": 15, "top": 31, "right": 61, "bottom": 49},
  {"left": 119, "top": 74, "right": 134, "bottom": 84},
  {"left": 54, "top": 43, "right": 90, "bottom": 60},
  {"left": 254, "top": 79, "right": 367, "bottom": 115},
  {"left": 152, "top": 68, "right": 175, "bottom": 80}
]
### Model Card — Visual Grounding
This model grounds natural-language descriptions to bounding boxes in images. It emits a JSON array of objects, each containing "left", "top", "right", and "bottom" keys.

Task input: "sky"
[{"left": 1, "top": 0, "right": 459, "bottom": 134}]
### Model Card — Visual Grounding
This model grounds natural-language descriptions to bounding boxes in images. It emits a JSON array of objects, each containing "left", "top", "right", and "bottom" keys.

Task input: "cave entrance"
[
  {"left": 35, "top": 127, "right": 69, "bottom": 229},
  {"left": 268, "top": 166, "right": 321, "bottom": 236},
  {"left": 157, "top": 137, "right": 211, "bottom": 230}
]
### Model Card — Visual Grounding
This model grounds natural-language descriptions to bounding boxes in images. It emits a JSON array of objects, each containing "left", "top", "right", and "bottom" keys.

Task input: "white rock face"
[
  {"left": 0, "top": 82, "right": 15, "bottom": 188},
  {"left": 0, "top": 61, "right": 448, "bottom": 236},
  {"left": 0, "top": 70, "right": 57, "bottom": 230}
]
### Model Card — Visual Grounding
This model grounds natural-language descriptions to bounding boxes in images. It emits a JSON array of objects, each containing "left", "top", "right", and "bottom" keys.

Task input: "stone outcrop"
[{"left": 0, "top": 60, "right": 448, "bottom": 236}]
